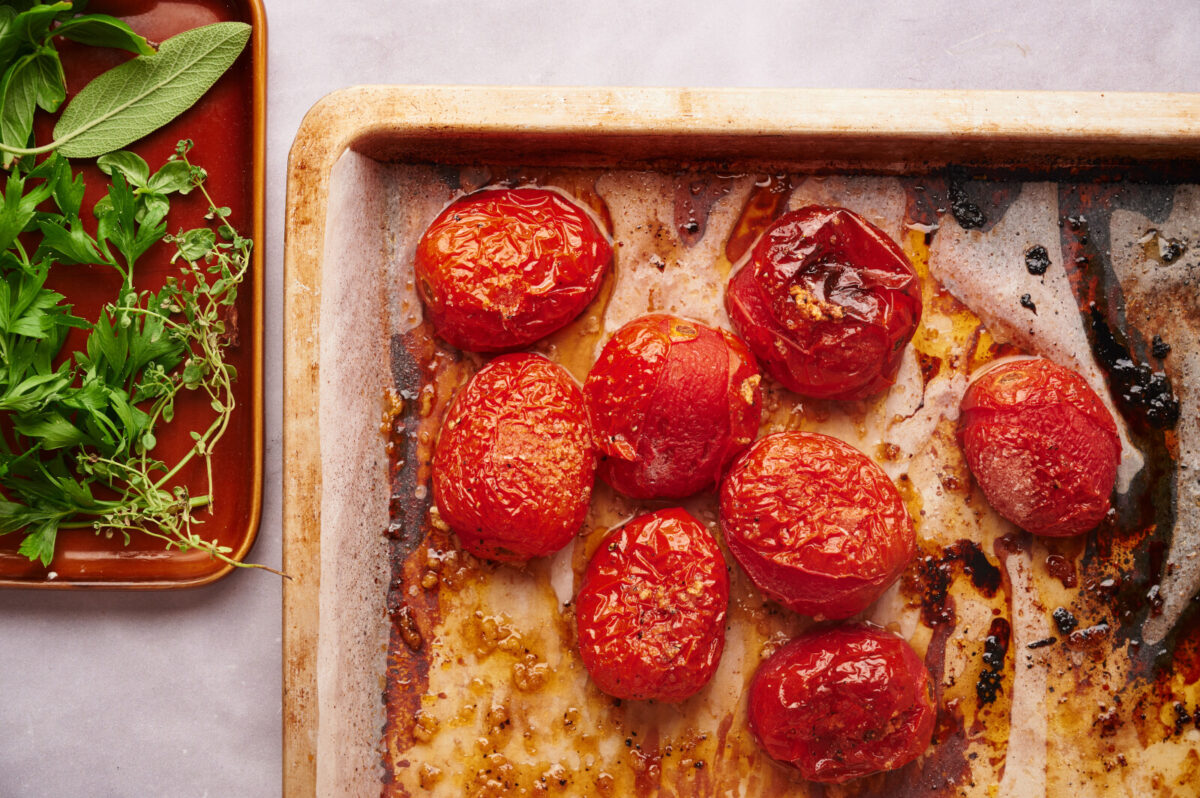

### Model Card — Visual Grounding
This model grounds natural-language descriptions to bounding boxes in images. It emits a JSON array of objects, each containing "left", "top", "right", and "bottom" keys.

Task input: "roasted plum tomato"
[
  {"left": 959, "top": 357, "right": 1121, "bottom": 537},
  {"left": 748, "top": 624, "right": 935, "bottom": 783},
  {"left": 720, "top": 431, "right": 914, "bottom": 619},
  {"left": 725, "top": 205, "right": 922, "bottom": 401},
  {"left": 432, "top": 353, "right": 595, "bottom": 562},
  {"left": 575, "top": 508, "right": 730, "bottom": 702},
  {"left": 415, "top": 187, "right": 612, "bottom": 352},
  {"left": 584, "top": 314, "right": 762, "bottom": 499}
]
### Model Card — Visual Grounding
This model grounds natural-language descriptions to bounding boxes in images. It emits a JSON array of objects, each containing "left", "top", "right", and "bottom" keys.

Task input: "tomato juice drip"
[{"left": 724, "top": 174, "right": 792, "bottom": 266}]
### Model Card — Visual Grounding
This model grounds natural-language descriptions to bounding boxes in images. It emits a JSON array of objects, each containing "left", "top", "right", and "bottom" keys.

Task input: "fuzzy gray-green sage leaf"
[{"left": 52, "top": 21, "right": 250, "bottom": 159}]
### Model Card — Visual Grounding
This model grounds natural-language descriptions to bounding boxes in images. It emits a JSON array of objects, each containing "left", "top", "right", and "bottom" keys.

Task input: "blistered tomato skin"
[
  {"left": 432, "top": 353, "right": 595, "bottom": 562},
  {"left": 415, "top": 188, "right": 612, "bottom": 352},
  {"left": 720, "top": 431, "right": 914, "bottom": 619},
  {"left": 748, "top": 625, "right": 935, "bottom": 783},
  {"left": 959, "top": 358, "right": 1121, "bottom": 537},
  {"left": 575, "top": 508, "right": 730, "bottom": 702},
  {"left": 584, "top": 314, "right": 762, "bottom": 499},
  {"left": 725, "top": 205, "right": 922, "bottom": 401}
]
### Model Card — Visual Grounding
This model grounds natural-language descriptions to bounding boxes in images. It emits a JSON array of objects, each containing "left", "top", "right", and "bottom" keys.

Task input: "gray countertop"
[{"left": 1, "top": 1, "right": 1196, "bottom": 795}]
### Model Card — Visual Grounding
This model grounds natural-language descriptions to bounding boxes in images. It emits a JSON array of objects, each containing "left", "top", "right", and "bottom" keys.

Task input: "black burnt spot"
[
  {"left": 1025, "top": 245, "right": 1051, "bottom": 276},
  {"left": 1053, "top": 606, "right": 1079, "bottom": 634},
  {"left": 917, "top": 540, "right": 1002, "bottom": 628},
  {"left": 918, "top": 554, "right": 955, "bottom": 627},
  {"left": 976, "top": 617, "right": 1011, "bottom": 706},
  {"left": 1090, "top": 307, "right": 1180, "bottom": 430},
  {"left": 949, "top": 182, "right": 986, "bottom": 230},
  {"left": 1020, "top": 294, "right": 1037, "bottom": 314}
]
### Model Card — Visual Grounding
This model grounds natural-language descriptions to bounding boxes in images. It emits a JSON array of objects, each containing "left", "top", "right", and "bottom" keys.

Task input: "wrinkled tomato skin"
[
  {"left": 720, "top": 431, "right": 914, "bottom": 619},
  {"left": 432, "top": 353, "right": 595, "bottom": 562},
  {"left": 575, "top": 508, "right": 730, "bottom": 702},
  {"left": 415, "top": 188, "right": 612, "bottom": 352},
  {"left": 584, "top": 314, "right": 762, "bottom": 499},
  {"left": 959, "top": 358, "right": 1121, "bottom": 537},
  {"left": 748, "top": 624, "right": 935, "bottom": 783},
  {"left": 725, "top": 205, "right": 922, "bottom": 401}
]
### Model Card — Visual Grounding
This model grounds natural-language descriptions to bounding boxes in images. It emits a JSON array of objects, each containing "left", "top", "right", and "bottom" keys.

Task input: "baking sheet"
[{"left": 282, "top": 87, "right": 1200, "bottom": 797}]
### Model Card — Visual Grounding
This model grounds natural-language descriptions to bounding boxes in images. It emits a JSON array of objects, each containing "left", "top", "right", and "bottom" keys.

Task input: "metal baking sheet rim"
[{"left": 280, "top": 86, "right": 1200, "bottom": 797}]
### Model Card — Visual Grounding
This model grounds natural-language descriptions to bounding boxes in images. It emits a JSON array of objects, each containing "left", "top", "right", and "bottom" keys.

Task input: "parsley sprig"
[{"left": 0, "top": 141, "right": 271, "bottom": 572}]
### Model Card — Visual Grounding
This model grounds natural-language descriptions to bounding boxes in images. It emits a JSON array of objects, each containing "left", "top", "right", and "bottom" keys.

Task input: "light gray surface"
[{"left": 1, "top": 1, "right": 1197, "bottom": 796}]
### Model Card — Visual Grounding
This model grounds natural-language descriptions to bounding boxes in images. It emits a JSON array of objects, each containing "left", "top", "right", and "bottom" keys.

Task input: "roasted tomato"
[
  {"left": 748, "top": 624, "right": 935, "bottom": 783},
  {"left": 959, "top": 357, "right": 1121, "bottom": 537},
  {"left": 432, "top": 353, "right": 594, "bottom": 562},
  {"left": 719, "top": 431, "right": 914, "bottom": 619},
  {"left": 575, "top": 508, "right": 729, "bottom": 702},
  {"left": 584, "top": 314, "right": 762, "bottom": 499},
  {"left": 725, "top": 205, "right": 922, "bottom": 401},
  {"left": 415, "top": 187, "right": 612, "bottom": 352}
]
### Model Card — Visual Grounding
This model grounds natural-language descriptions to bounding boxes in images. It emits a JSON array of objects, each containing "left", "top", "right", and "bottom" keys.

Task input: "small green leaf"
[
  {"left": 12, "top": 411, "right": 87, "bottom": 450},
  {"left": 181, "top": 361, "right": 203, "bottom": 387},
  {"left": 18, "top": 518, "right": 58, "bottom": 567},
  {"left": 97, "top": 151, "right": 149, "bottom": 188},
  {"left": 52, "top": 22, "right": 252, "bottom": 158},
  {"left": 52, "top": 15, "right": 155, "bottom": 56},
  {"left": 47, "top": 152, "right": 85, "bottom": 216},
  {"left": 146, "top": 160, "right": 193, "bottom": 194},
  {"left": 0, "top": 499, "right": 25, "bottom": 534},
  {"left": 140, "top": 431, "right": 156, "bottom": 451},
  {"left": 175, "top": 227, "right": 215, "bottom": 261},
  {"left": 0, "top": 54, "right": 39, "bottom": 155},
  {"left": 29, "top": 46, "right": 64, "bottom": 112},
  {"left": 36, "top": 218, "right": 103, "bottom": 265},
  {"left": 0, "top": 8, "right": 22, "bottom": 69},
  {"left": 139, "top": 192, "right": 169, "bottom": 223},
  {"left": 11, "top": 4, "right": 72, "bottom": 50}
]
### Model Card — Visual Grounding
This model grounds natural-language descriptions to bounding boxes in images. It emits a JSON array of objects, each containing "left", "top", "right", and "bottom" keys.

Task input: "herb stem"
[
  {"left": 0, "top": 141, "right": 60, "bottom": 158},
  {"left": 57, "top": 495, "right": 211, "bottom": 527}
]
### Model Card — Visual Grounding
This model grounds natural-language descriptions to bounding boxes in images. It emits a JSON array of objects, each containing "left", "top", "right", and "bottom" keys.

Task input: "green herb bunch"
[{"left": 0, "top": 2, "right": 264, "bottom": 571}]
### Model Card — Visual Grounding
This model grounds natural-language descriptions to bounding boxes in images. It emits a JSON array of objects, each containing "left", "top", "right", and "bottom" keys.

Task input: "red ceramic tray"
[{"left": 0, "top": 0, "right": 266, "bottom": 588}]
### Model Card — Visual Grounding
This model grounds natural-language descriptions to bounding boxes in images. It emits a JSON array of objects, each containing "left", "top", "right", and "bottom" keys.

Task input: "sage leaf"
[
  {"left": 52, "top": 15, "right": 155, "bottom": 56},
  {"left": 52, "top": 21, "right": 251, "bottom": 159}
]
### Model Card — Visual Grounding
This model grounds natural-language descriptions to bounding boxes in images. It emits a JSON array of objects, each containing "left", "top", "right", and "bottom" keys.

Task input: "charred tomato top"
[
  {"left": 432, "top": 353, "right": 595, "bottom": 562},
  {"left": 584, "top": 314, "right": 762, "bottom": 499},
  {"left": 725, "top": 205, "right": 922, "bottom": 401},
  {"left": 415, "top": 187, "right": 612, "bottom": 352},
  {"left": 575, "top": 507, "right": 729, "bottom": 702},
  {"left": 959, "top": 357, "right": 1121, "bottom": 537},
  {"left": 719, "top": 431, "right": 914, "bottom": 619}
]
